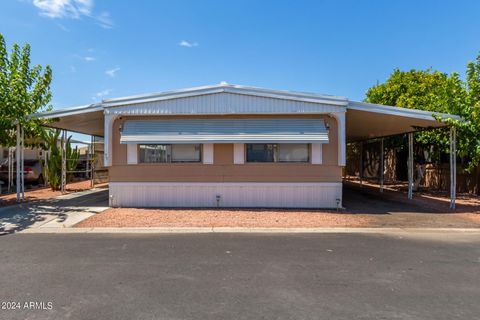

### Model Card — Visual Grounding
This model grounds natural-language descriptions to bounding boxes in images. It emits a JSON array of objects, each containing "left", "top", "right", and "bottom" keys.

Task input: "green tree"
[
  {"left": 42, "top": 129, "right": 79, "bottom": 191},
  {"left": 365, "top": 53, "right": 480, "bottom": 171},
  {"left": 0, "top": 33, "right": 52, "bottom": 147}
]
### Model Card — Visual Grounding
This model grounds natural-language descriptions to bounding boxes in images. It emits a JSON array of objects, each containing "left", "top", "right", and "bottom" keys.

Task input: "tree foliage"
[
  {"left": 0, "top": 33, "right": 52, "bottom": 147},
  {"left": 365, "top": 53, "right": 480, "bottom": 171}
]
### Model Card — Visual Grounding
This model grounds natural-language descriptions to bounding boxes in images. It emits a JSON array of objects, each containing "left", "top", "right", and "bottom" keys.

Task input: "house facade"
[
  {"left": 31, "top": 83, "right": 457, "bottom": 208},
  {"left": 104, "top": 86, "right": 347, "bottom": 208}
]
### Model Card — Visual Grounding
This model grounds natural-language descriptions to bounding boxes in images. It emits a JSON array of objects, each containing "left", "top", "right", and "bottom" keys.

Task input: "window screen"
[
  {"left": 278, "top": 144, "right": 309, "bottom": 162},
  {"left": 246, "top": 144, "right": 309, "bottom": 163},
  {"left": 139, "top": 144, "right": 201, "bottom": 163}
]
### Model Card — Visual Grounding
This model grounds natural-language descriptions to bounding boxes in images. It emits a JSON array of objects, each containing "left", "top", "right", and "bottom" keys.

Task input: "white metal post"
[
  {"left": 8, "top": 147, "right": 12, "bottom": 192},
  {"left": 61, "top": 130, "right": 66, "bottom": 193},
  {"left": 380, "top": 138, "right": 384, "bottom": 193},
  {"left": 91, "top": 135, "right": 95, "bottom": 188},
  {"left": 450, "top": 127, "right": 457, "bottom": 209},
  {"left": 359, "top": 142, "right": 363, "bottom": 186},
  {"left": 21, "top": 126, "right": 24, "bottom": 200},
  {"left": 407, "top": 133, "right": 414, "bottom": 200},
  {"left": 86, "top": 140, "right": 90, "bottom": 179},
  {"left": 44, "top": 149, "right": 48, "bottom": 187},
  {"left": 16, "top": 124, "right": 20, "bottom": 202}
]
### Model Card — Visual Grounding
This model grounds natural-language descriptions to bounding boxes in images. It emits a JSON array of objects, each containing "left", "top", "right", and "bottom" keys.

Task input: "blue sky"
[{"left": 2, "top": 0, "right": 480, "bottom": 109}]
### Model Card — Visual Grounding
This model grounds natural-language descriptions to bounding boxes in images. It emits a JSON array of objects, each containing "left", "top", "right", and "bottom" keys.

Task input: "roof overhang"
[
  {"left": 345, "top": 101, "right": 461, "bottom": 141},
  {"left": 29, "top": 84, "right": 462, "bottom": 142},
  {"left": 30, "top": 103, "right": 104, "bottom": 136}
]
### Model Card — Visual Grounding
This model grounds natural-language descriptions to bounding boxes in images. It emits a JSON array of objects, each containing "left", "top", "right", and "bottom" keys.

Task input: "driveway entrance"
[{"left": 0, "top": 188, "right": 109, "bottom": 234}]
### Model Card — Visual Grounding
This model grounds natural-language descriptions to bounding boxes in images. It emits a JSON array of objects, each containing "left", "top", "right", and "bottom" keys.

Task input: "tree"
[
  {"left": 0, "top": 33, "right": 52, "bottom": 147},
  {"left": 365, "top": 53, "right": 480, "bottom": 171},
  {"left": 42, "top": 129, "right": 79, "bottom": 191}
]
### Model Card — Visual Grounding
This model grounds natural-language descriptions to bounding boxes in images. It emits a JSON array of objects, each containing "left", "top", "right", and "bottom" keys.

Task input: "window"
[
  {"left": 278, "top": 144, "right": 309, "bottom": 162},
  {"left": 246, "top": 144, "right": 275, "bottom": 162},
  {"left": 246, "top": 144, "right": 309, "bottom": 163},
  {"left": 139, "top": 144, "right": 201, "bottom": 163}
]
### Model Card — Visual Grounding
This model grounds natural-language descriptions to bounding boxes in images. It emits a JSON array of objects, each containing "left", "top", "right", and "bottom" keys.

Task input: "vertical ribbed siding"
[
  {"left": 109, "top": 92, "right": 344, "bottom": 115},
  {"left": 109, "top": 182, "right": 342, "bottom": 208}
]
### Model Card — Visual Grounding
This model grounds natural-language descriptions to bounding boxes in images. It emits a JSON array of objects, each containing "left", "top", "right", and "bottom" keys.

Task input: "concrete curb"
[{"left": 18, "top": 227, "right": 480, "bottom": 234}]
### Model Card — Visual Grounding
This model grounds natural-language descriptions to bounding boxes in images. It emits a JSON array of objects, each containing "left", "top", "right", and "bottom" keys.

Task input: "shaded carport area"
[
  {"left": 345, "top": 101, "right": 461, "bottom": 210},
  {"left": 11, "top": 104, "right": 106, "bottom": 202}
]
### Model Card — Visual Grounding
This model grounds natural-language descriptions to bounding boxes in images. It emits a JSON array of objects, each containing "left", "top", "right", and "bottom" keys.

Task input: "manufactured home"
[{"left": 30, "top": 83, "right": 460, "bottom": 208}]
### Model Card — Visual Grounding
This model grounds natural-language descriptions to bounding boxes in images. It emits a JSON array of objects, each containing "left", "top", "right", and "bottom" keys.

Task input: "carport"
[{"left": 23, "top": 84, "right": 461, "bottom": 208}]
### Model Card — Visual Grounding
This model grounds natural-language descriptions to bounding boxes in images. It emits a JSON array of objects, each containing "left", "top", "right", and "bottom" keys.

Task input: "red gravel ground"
[
  {"left": 0, "top": 181, "right": 106, "bottom": 208},
  {"left": 75, "top": 181, "right": 480, "bottom": 229},
  {"left": 74, "top": 208, "right": 373, "bottom": 228},
  {"left": 74, "top": 207, "right": 480, "bottom": 229}
]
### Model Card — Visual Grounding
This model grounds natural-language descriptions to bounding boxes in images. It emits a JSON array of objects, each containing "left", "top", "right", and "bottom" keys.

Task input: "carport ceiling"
[
  {"left": 37, "top": 109, "right": 104, "bottom": 137},
  {"left": 345, "top": 102, "right": 458, "bottom": 142}
]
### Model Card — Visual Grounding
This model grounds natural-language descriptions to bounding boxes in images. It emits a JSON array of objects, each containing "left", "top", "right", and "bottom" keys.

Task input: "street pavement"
[{"left": 0, "top": 231, "right": 479, "bottom": 320}]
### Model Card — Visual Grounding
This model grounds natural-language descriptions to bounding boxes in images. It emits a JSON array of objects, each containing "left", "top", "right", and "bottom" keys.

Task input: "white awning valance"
[{"left": 120, "top": 119, "right": 329, "bottom": 144}]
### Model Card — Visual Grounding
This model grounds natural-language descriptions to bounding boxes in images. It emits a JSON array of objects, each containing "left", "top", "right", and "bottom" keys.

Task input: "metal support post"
[
  {"left": 407, "top": 133, "right": 414, "bottom": 200},
  {"left": 450, "top": 127, "right": 457, "bottom": 209},
  {"left": 359, "top": 142, "right": 364, "bottom": 186},
  {"left": 61, "top": 130, "right": 67, "bottom": 193},
  {"left": 21, "top": 127, "right": 24, "bottom": 200},
  {"left": 16, "top": 124, "right": 20, "bottom": 202},
  {"left": 380, "top": 138, "right": 384, "bottom": 193},
  {"left": 90, "top": 135, "right": 95, "bottom": 188}
]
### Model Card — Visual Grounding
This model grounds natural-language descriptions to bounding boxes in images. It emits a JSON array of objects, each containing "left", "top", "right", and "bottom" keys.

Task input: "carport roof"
[
  {"left": 30, "top": 83, "right": 461, "bottom": 140},
  {"left": 346, "top": 101, "right": 460, "bottom": 141}
]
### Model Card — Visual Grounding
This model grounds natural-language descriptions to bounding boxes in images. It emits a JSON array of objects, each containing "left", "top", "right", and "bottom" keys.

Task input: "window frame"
[
  {"left": 138, "top": 144, "right": 202, "bottom": 164},
  {"left": 245, "top": 143, "right": 310, "bottom": 163}
]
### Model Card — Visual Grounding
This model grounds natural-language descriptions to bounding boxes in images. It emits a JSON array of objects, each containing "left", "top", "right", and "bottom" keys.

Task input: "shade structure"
[{"left": 120, "top": 118, "right": 330, "bottom": 144}]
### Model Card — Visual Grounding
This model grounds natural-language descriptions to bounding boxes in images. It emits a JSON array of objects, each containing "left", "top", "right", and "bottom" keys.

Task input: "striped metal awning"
[{"left": 120, "top": 119, "right": 329, "bottom": 144}]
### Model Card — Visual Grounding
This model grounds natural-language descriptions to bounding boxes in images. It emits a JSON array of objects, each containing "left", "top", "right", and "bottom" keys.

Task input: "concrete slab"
[{"left": 0, "top": 188, "right": 108, "bottom": 234}]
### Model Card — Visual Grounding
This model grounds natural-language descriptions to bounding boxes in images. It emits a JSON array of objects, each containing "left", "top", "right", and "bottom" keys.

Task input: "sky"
[{"left": 1, "top": 0, "right": 480, "bottom": 112}]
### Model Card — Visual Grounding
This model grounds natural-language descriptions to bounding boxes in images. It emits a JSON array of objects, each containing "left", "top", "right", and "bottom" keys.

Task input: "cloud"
[
  {"left": 95, "top": 11, "right": 114, "bottom": 29},
  {"left": 105, "top": 67, "right": 120, "bottom": 78},
  {"left": 31, "top": 0, "right": 114, "bottom": 28},
  {"left": 55, "top": 22, "right": 70, "bottom": 31},
  {"left": 179, "top": 40, "right": 198, "bottom": 48},
  {"left": 92, "top": 88, "right": 112, "bottom": 100},
  {"left": 32, "top": 0, "right": 93, "bottom": 18},
  {"left": 95, "top": 89, "right": 111, "bottom": 97},
  {"left": 84, "top": 56, "right": 95, "bottom": 61}
]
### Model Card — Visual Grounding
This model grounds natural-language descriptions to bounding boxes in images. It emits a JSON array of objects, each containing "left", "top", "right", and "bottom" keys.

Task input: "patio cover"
[
  {"left": 346, "top": 101, "right": 458, "bottom": 141},
  {"left": 120, "top": 119, "right": 329, "bottom": 144}
]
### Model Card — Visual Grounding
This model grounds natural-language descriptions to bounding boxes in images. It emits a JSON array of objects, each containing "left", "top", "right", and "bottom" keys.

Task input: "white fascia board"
[
  {"left": 348, "top": 101, "right": 462, "bottom": 121},
  {"left": 29, "top": 104, "right": 104, "bottom": 119}
]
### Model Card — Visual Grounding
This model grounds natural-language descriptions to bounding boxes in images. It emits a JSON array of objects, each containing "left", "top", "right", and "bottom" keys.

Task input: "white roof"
[{"left": 30, "top": 83, "right": 461, "bottom": 140}]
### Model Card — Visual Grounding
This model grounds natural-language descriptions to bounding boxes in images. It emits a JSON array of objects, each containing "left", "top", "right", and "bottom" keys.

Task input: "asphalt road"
[{"left": 1, "top": 232, "right": 480, "bottom": 320}]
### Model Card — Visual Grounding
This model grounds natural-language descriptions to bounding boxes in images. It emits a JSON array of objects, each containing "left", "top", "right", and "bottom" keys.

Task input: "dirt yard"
[
  {"left": 74, "top": 207, "right": 480, "bottom": 229},
  {"left": 74, "top": 208, "right": 372, "bottom": 228},
  {"left": 0, "top": 181, "right": 106, "bottom": 208},
  {"left": 75, "top": 181, "right": 480, "bottom": 229}
]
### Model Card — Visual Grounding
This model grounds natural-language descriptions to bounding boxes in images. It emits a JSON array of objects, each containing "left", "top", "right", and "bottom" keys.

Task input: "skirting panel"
[{"left": 109, "top": 182, "right": 342, "bottom": 208}]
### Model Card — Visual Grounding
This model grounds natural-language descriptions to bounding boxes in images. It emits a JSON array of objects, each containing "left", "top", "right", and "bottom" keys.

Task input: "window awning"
[{"left": 120, "top": 119, "right": 329, "bottom": 144}]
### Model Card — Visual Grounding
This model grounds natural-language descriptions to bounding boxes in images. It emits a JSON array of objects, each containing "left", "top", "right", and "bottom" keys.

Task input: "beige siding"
[{"left": 110, "top": 115, "right": 341, "bottom": 183}]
